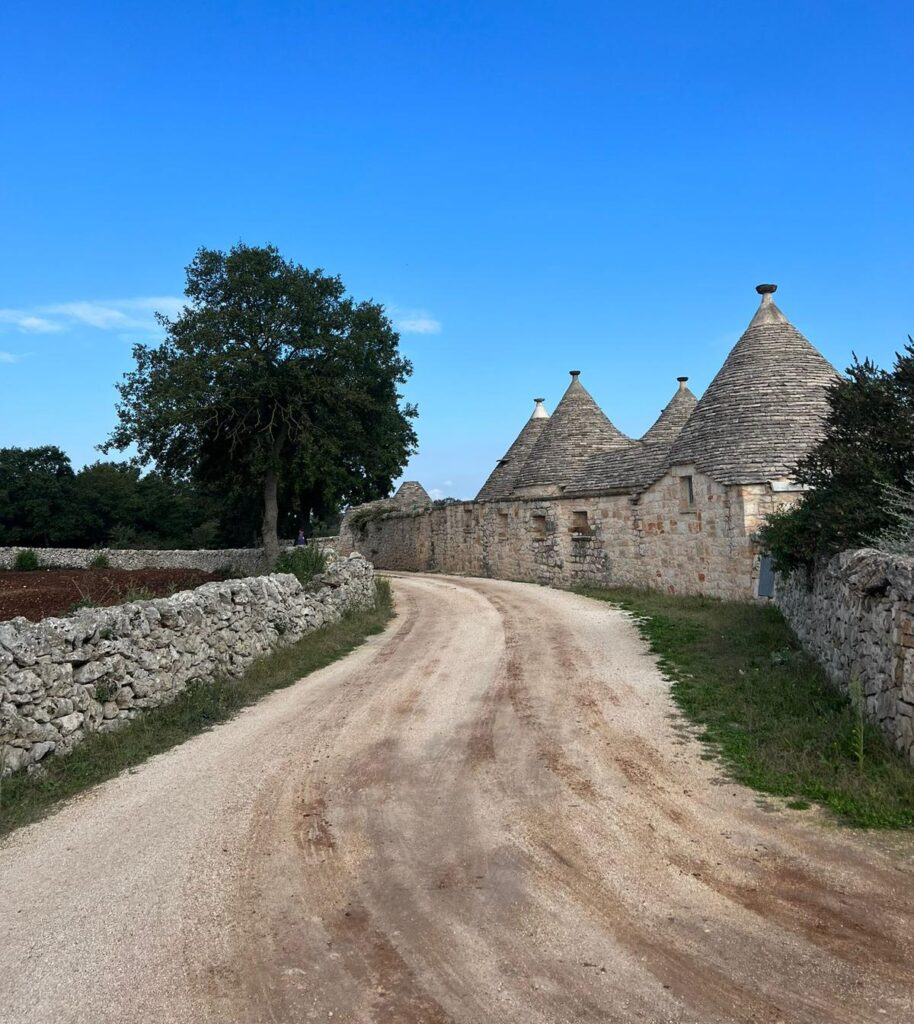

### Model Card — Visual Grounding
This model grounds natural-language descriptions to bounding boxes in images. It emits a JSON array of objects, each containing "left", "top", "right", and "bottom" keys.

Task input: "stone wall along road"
[
  {"left": 1, "top": 574, "right": 912, "bottom": 1023},
  {"left": 0, "top": 554, "right": 374, "bottom": 773},
  {"left": 776, "top": 548, "right": 914, "bottom": 764}
]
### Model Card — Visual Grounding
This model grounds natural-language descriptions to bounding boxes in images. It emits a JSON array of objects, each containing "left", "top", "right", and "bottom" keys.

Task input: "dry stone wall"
[
  {"left": 342, "top": 470, "right": 775, "bottom": 600},
  {"left": 0, "top": 554, "right": 374, "bottom": 774},
  {"left": 0, "top": 546, "right": 269, "bottom": 574},
  {"left": 0, "top": 540, "right": 340, "bottom": 575},
  {"left": 776, "top": 550, "right": 914, "bottom": 764}
]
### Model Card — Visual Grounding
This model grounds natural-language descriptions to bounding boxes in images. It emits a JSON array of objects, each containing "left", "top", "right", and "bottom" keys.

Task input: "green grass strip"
[
  {"left": 0, "top": 579, "right": 393, "bottom": 839},
  {"left": 575, "top": 585, "right": 914, "bottom": 829}
]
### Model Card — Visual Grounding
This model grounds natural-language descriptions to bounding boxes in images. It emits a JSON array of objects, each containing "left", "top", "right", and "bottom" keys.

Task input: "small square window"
[
  {"left": 571, "top": 510, "right": 590, "bottom": 535},
  {"left": 531, "top": 514, "right": 547, "bottom": 538}
]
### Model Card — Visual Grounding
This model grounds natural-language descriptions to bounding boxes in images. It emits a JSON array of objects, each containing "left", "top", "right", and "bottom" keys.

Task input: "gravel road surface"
[{"left": 2, "top": 574, "right": 913, "bottom": 1023}]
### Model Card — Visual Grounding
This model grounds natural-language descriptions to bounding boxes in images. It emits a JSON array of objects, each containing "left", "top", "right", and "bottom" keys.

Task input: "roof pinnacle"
[{"left": 755, "top": 283, "right": 778, "bottom": 306}]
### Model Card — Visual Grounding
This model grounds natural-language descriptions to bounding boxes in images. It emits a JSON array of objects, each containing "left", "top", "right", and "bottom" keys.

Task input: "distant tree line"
[{"left": 0, "top": 445, "right": 338, "bottom": 549}]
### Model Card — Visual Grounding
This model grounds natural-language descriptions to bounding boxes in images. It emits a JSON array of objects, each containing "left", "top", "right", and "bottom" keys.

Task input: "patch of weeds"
[
  {"left": 122, "top": 587, "right": 155, "bottom": 603},
  {"left": 89, "top": 553, "right": 111, "bottom": 569},
  {"left": 13, "top": 549, "right": 40, "bottom": 571},
  {"left": 274, "top": 543, "right": 327, "bottom": 586},
  {"left": 0, "top": 578, "right": 394, "bottom": 837},
  {"left": 94, "top": 679, "right": 120, "bottom": 703},
  {"left": 575, "top": 585, "right": 914, "bottom": 829}
]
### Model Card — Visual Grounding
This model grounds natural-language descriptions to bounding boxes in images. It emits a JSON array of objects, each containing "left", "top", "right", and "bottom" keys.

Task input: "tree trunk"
[
  {"left": 261, "top": 426, "right": 287, "bottom": 567},
  {"left": 262, "top": 468, "right": 280, "bottom": 566}
]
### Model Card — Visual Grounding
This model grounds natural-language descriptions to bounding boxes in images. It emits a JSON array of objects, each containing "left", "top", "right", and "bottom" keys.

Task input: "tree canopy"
[
  {"left": 0, "top": 447, "right": 237, "bottom": 549},
  {"left": 103, "top": 244, "right": 418, "bottom": 561},
  {"left": 761, "top": 338, "right": 914, "bottom": 571}
]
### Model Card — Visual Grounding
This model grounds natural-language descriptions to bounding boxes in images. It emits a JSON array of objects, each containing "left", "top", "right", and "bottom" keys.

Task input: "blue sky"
[{"left": 1, "top": 1, "right": 912, "bottom": 500}]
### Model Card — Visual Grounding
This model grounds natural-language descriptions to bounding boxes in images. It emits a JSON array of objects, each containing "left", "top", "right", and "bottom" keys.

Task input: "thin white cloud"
[
  {"left": 0, "top": 350, "right": 24, "bottom": 363},
  {"left": 428, "top": 487, "right": 446, "bottom": 500},
  {"left": 397, "top": 313, "right": 442, "bottom": 335},
  {"left": 0, "top": 310, "right": 63, "bottom": 334},
  {"left": 0, "top": 296, "right": 185, "bottom": 336},
  {"left": 388, "top": 304, "right": 442, "bottom": 336}
]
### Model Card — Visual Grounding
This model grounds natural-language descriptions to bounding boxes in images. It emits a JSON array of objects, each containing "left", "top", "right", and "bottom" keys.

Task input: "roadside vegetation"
[
  {"left": 274, "top": 542, "right": 328, "bottom": 585},
  {"left": 576, "top": 585, "right": 914, "bottom": 829},
  {"left": 0, "top": 578, "right": 393, "bottom": 838},
  {"left": 761, "top": 337, "right": 914, "bottom": 571}
]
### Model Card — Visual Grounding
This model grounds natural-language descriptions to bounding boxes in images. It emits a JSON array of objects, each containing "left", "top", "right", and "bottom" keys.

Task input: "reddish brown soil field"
[{"left": 0, "top": 568, "right": 222, "bottom": 622}]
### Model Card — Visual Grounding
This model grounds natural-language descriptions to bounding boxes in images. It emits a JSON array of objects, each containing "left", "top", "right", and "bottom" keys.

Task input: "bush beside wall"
[
  {"left": 0, "top": 554, "right": 374, "bottom": 774},
  {"left": 776, "top": 549, "right": 914, "bottom": 764}
]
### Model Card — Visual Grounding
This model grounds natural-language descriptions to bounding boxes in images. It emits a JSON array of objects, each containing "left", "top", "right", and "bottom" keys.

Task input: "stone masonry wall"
[
  {"left": 342, "top": 470, "right": 784, "bottom": 600},
  {"left": 776, "top": 550, "right": 914, "bottom": 764},
  {"left": 0, "top": 546, "right": 269, "bottom": 574},
  {"left": 0, "top": 540, "right": 340, "bottom": 575},
  {"left": 0, "top": 554, "right": 375, "bottom": 774}
]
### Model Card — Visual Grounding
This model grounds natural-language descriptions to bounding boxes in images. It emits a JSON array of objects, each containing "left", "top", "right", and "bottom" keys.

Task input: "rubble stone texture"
[
  {"left": 776, "top": 550, "right": 914, "bottom": 764},
  {"left": 0, "top": 540, "right": 338, "bottom": 575},
  {"left": 0, "top": 554, "right": 375, "bottom": 774}
]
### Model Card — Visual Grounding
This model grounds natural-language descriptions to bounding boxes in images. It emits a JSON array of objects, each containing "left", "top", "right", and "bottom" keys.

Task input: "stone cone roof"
[
  {"left": 515, "top": 372, "right": 631, "bottom": 494},
  {"left": 667, "top": 286, "right": 838, "bottom": 485},
  {"left": 571, "top": 379, "right": 697, "bottom": 496},
  {"left": 641, "top": 379, "right": 698, "bottom": 443},
  {"left": 476, "top": 401, "right": 550, "bottom": 500}
]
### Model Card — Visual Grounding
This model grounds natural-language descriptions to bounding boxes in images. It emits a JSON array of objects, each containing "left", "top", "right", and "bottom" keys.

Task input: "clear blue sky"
[{"left": 1, "top": 1, "right": 912, "bottom": 499}]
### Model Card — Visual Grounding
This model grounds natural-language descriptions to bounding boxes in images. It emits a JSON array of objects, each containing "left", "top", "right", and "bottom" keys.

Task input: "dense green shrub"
[
  {"left": 89, "top": 552, "right": 111, "bottom": 569},
  {"left": 761, "top": 339, "right": 914, "bottom": 571},
  {"left": 274, "top": 544, "right": 328, "bottom": 585},
  {"left": 13, "top": 549, "right": 40, "bottom": 571}
]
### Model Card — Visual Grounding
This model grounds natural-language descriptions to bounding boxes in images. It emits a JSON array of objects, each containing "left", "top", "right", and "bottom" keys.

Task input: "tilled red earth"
[{"left": 0, "top": 568, "right": 222, "bottom": 622}]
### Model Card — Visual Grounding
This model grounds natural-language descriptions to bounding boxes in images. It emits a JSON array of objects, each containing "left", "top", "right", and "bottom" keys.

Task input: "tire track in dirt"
[{"left": 3, "top": 573, "right": 913, "bottom": 1024}]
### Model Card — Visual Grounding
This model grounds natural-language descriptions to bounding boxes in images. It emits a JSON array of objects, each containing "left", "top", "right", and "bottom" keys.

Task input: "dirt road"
[{"left": 2, "top": 574, "right": 913, "bottom": 1024}]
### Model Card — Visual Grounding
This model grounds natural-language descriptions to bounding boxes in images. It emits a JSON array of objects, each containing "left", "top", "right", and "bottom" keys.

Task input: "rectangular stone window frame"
[
  {"left": 497, "top": 510, "right": 509, "bottom": 540},
  {"left": 679, "top": 475, "right": 695, "bottom": 513},
  {"left": 570, "top": 509, "right": 593, "bottom": 538},
  {"left": 531, "top": 513, "right": 547, "bottom": 540}
]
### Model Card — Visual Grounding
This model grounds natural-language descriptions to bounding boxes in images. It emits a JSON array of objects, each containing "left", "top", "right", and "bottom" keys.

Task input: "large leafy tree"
[
  {"left": 104, "top": 244, "right": 418, "bottom": 562},
  {"left": 761, "top": 339, "right": 914, "bottom": 570}
]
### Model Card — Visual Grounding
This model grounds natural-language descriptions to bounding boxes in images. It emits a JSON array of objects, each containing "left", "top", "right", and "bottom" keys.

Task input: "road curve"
[{"left": 2, "top": 574, "right": 913, "bottom": 1024}]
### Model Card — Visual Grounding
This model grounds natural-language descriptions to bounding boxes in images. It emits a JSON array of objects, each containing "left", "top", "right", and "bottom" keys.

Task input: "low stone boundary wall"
[
  {"left": 776, "top": 549, "right": 914, "bottom": 764},
  {"left": 0, "top": 545, "right": 268, "bottom": 575},
  {"left": 0, "top": 539, "right": 340, "bottom": 575},
  {"left": 0, "top": 554, "right": 374, "bottom": 774}
]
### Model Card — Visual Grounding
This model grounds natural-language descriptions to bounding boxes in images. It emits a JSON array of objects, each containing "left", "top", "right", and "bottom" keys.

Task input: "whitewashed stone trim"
[
  {"left": 0, "top": 554, "right": 374, "bottom": 774},
  {"left": 776, "top": 550, "right": 914, "bottom": 764}
]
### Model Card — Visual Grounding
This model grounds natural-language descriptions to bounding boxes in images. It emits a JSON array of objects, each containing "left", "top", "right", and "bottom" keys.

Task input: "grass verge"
[
  {"left": 575, "top": 585, "right": 914, "bottom": 829},
  {"left": 0, "top": 578, "right": 393, "bottom": 839}
]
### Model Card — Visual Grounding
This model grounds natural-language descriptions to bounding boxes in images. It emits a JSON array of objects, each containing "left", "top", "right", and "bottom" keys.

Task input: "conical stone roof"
[
  {"left": 641, "top": 378, "right": 698, "bottom": 444},
  {"left": 570, "top": 378, "right": 698, "bottom": 496},
  {"left": 667, "top": 285, "right": 838, "bottom": 485},
  {"left": 514, "top": 372, "right": 631, "bottom": 495},
  {"left": 476, "top": 399, "right": 549, "bottom": 500}
]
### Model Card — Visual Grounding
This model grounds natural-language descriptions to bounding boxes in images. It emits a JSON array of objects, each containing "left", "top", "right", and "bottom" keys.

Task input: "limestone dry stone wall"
[
  {"left": 0, "top": 539, "right": 340, "bottom": 575},
  {"left": 0, "top": 546, "right": 269, "bottom": 574},
  {"left": 0, "top": 554, "right": 374, "bottom": 774},
  {"left": 342, "top": 472, "right": 771, "bottom": 600},
  {"left": 776, "top": 550, "right": 914, "bottom": 764}
]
